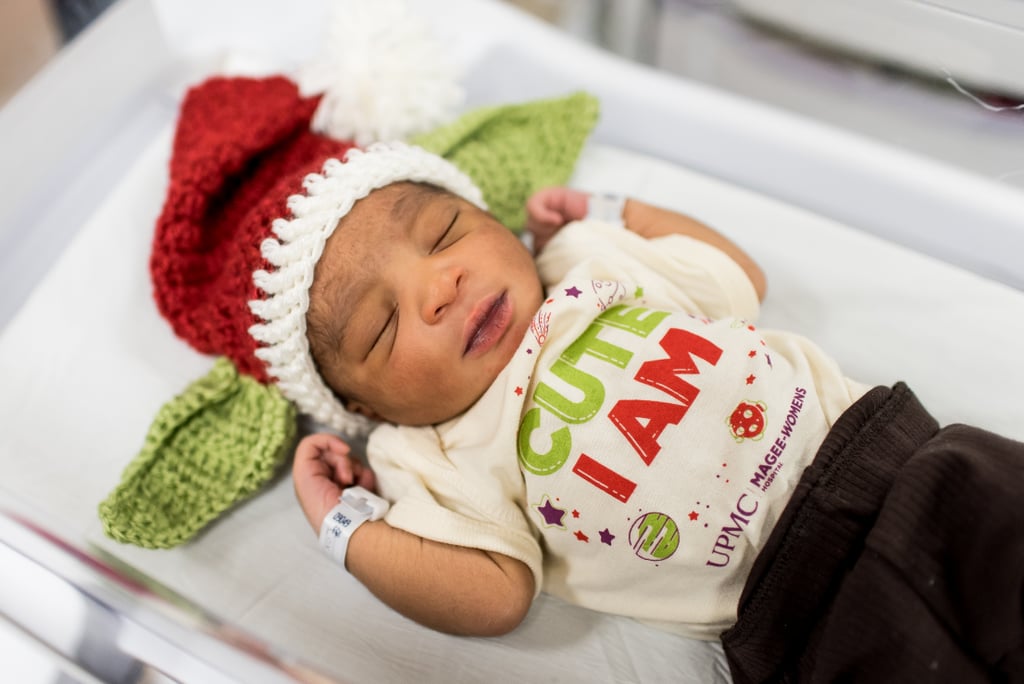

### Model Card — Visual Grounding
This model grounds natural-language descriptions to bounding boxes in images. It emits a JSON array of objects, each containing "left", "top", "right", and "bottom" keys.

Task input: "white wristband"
[
  {"left": 318, "top": 486, "right": 390, "bottom": 568},
  {"left": 586, "top": 192, "right": 627, "bottom": 227}
]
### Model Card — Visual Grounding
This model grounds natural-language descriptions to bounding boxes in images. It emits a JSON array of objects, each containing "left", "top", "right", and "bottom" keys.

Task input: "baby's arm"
[
  {"left": 292, "top": 434, "right": 534, "bottom": 636},
  {"left": 526, "top": 187, "right": 767, "bottom": 301}
]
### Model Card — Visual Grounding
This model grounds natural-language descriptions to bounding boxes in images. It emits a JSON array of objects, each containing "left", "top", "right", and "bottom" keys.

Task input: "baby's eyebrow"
[{"left": 390, "top": 182, "right": 443, "bottom": 224}]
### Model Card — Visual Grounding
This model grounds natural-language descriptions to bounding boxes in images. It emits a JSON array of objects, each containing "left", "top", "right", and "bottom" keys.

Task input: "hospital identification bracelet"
[
  {"left": 319, "top": 486, "right": 390, "bottom": 569},
  {"left": 586, "top": 192, "right": 627, "bottom": 227}
]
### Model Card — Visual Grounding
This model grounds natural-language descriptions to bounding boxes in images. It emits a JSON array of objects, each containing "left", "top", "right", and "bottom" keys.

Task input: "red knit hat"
[
  {"left": 150, "top": 75, "right": 483, "bottom": 437},
  {"left": 152, "top": 76, "right": 344, "bottom": 383}
]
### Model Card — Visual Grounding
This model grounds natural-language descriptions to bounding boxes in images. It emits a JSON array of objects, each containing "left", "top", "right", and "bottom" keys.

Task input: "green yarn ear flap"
[
  {"left": 99, "top": 357, "right": 296, "bottom": 549},
  {"left": 413, "top": 91, "right": 599, "bottom": 231}
]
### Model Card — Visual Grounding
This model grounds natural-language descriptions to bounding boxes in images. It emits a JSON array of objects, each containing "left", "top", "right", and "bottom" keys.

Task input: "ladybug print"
[{"left": 728, "top": 400, "right": 767, "bottom": 442}]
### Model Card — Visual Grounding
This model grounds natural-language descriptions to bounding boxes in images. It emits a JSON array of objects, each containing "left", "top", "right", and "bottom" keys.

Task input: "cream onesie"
[{"left": 368, "top": 219, "right": 869, "bottom": 638}]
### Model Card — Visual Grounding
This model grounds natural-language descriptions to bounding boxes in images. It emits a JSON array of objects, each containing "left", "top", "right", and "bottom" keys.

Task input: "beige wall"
[
  {"left": 0, "top": 0, "right": 61, "bottom": 106},
  {"left": 502, "top": 0, "right": 563, "bottom": 23}
]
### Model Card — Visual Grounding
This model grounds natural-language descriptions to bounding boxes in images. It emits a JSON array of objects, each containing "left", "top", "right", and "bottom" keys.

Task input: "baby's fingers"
[
  {"left": 295, "top": 433, "right": 350, "bottom": 460},
  {"left": 526, "top": 188, "right": 563, "bottom": 226},
  {"left": 293, "top": 433, "right": 352, "bottom": 482},
  {"left": 355, "top": 465, "right": 378, "bottom": 492},
  {"left": 321, "top": 448, "right": 360, "bottom": 487}
]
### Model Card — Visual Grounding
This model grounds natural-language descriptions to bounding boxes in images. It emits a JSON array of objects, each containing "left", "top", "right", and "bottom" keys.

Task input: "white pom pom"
[{"left": 296, "top": 0, "right": 463, "bottom": 145}]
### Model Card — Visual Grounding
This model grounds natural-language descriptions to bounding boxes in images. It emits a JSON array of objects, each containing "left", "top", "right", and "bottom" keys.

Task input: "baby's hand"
[
  {"left": 525, "top": 186, "right": 589, "bottom": 253},
  {"left": 292, "top": 433, "right": 378, "bottom": 532}
]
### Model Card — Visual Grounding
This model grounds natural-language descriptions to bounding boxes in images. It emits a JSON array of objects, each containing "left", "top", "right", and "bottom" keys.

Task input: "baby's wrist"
[
  {"left": 318, "top": 486, "right": 390, "bottom": 570},
  {"left": 586, "top": 192, "right": 627, "bottom": 227}
]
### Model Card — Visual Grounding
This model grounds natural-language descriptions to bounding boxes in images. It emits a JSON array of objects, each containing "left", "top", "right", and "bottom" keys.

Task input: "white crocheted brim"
[{"left": 248, "top": 142, "right": 486, "bottom": 437}]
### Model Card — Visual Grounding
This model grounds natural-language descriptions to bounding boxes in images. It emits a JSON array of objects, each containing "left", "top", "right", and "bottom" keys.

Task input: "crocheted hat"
[
  {"left": 100, "top": 1, "right": 600, "bottom": 549},
  {"left": 151, "top": 75, "right": 484, "bottom": 438}
]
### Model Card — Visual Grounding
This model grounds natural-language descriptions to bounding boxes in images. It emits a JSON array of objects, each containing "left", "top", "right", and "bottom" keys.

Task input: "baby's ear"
[
  {"left": 344, "top": 399, "right": 385, "bottom": 422},
  {"left": 98, "top": 357, "right": 296, "bottom": 548}
]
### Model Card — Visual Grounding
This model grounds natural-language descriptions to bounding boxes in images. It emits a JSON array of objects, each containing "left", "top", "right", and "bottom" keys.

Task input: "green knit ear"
[
  {"left": 413, "top": 91, "right": 600, "bottom": 231},
  {"left": 99, "top": 357, "right": 296, "bottom": 549}
]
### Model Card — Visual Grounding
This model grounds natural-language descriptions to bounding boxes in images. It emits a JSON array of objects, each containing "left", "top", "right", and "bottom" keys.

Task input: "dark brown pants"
[{"left": 722, "top": 383, "right": 1024, "bottom": 683}]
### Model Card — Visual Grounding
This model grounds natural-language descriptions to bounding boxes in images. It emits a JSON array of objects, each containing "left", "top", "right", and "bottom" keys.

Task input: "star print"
[
  {"left": 688, "top": 511, "right": 699, "bottom": 521},
  {"left": 546, "top": 298, "right": 554, "bottom": 304},
  {"left": 514, "top": 386, "right": 523, "bottom": 396},
  {"left": 526, "top": 349, "right": 533, "bottom": 354},
  {"left": 748, "top": 325, "right": 756, "bottom": 331},
  {"left": 634, "top": 286, "right": 644, "bottom": 298},
  {"left": 746, "top": 374, "right": 756, "bottom": 385},
  {"left": 572, "top": 509, "right": 580, "bottom": 518},
  {"left": 766, "top": 353, "right": 773, "bottom": 368},
  {"left": 599, "top": 529, "right": 615, "bottom": 545},
  {"left": 536, "top": 498, "right": 567, "bottom": 528},
  {"left": 565, "top": 286, "right": 582, "bottom": 298},
  {"left": 748, "top": 350, "right": 757, "bottom": 358},
  {"left": 574, "top": 530, "right": 589, "bottom": 543}
]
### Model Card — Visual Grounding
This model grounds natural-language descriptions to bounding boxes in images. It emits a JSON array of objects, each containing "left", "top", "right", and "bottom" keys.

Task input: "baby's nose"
[{"left": 421, "top": 265, "right": 463, "bottom": 323}]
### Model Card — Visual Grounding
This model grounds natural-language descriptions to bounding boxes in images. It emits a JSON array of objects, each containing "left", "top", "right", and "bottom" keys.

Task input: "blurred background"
[
  {"left": 3, "top": 0, "right": 1023, "bottom": 189},
  {"left": 0, "top": 0, "right": 115, "bottom": 103}
]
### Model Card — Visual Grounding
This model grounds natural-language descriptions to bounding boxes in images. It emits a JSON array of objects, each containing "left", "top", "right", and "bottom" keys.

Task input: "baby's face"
[{"left": 309, "top": 183, "right": 544, "bottom": 426}]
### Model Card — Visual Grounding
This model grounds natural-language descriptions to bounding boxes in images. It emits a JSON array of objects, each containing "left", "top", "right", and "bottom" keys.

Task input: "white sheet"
[{"left": 1, "top": 114, "right": 1022, "bottom": 681}]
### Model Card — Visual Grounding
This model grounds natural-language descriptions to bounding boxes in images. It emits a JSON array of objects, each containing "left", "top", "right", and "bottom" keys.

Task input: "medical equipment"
[{"left": 733, "top": 0, "right": 1024, "bottom": 96}]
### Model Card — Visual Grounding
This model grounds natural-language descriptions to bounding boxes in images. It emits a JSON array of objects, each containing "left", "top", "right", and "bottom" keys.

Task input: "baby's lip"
[{"left": 464, "top": 291, "right": 511, "bottom": 357}]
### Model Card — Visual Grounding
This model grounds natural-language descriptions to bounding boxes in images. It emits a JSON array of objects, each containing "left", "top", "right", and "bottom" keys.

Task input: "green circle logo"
[{"left": 629, "top": 512, "right": 679, "bottom": 561}]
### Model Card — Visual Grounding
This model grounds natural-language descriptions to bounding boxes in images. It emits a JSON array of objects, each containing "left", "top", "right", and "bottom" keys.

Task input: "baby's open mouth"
[{"left": 464, "top": 292, "right": 511, "bottom": 356}]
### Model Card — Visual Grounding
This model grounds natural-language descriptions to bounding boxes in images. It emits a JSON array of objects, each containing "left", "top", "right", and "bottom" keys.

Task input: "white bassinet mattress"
[{"left": 1, "top": 114, "right": 1022, "bottom": 681}]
